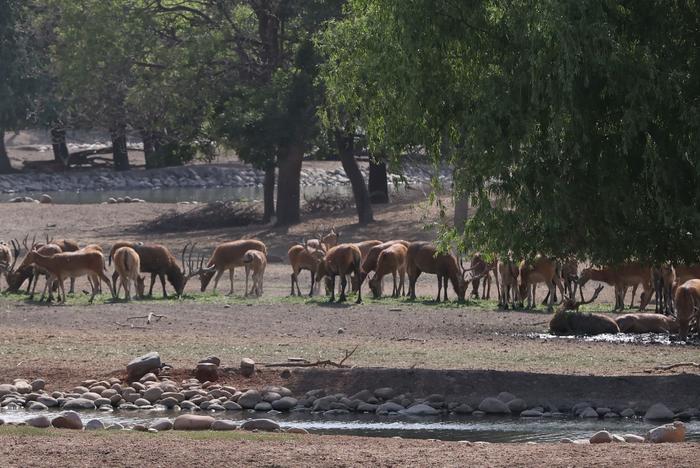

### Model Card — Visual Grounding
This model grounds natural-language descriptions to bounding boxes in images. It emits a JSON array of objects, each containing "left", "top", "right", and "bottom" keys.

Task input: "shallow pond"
[{"left": 1, "top": 408, "right": 698, "bottom": 443}]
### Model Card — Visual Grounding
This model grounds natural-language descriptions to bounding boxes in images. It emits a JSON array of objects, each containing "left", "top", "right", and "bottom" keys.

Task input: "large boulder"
[
  {"left": 0, "top": 384, "right": 16, "bottom": 397},
  {"left": 85, "top": 419, "right": 105, "bottom": 430},
  {"left": 211, "top": 420, "right": 238, "bottom": 431},
  {"left": 271, "top": 397, "right": 298, "bottom": 411},
  {"left": 589, "top": 431, "right": 612, "bottom": 444},
  {"left": 646, "top": 422, "right": 686, "bottom": 443},
  {"left": 62, "top": 398, "right": 96, "bottom": 410},
  {"left": 240, "top": 418, "right": 281, "bottom": 432},
  {"left": 237, "top": 389, "right": 262, "bottom": 409},
  {"left": 173, "top": 414, "right": 215, "bottom": 430},
  {"left": 150, "top": 419, "right": 173, "bottom": 431},
  {"left": 52, "top": 411, "right": 83, "bottom": 430},
  {"left": 400, "top": 404, "right": 439, "bottom": 416},
  {"left": 478, "top": 397, "right": 511, "bottom": 414},
  {"left": 644, "top": 403, "right": 675, "bottom": 421},
  {"left": 126, "top": 352, "right": 161, "bottom": 381},
  {"left": 26, "top": 415, "right": 51, "bottom": 428}
]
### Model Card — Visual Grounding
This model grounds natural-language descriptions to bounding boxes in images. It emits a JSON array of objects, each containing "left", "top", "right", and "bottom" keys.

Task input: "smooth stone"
[
  {"left": 223, "top": 401, "right": 243, "bottom": 411},
  {"left": 134, "top": 398, "right": 152, "bottom": 407},
  {"left": 161, "top": 392, "right": 185, "bottom": 402},
  {"left": 400, "top": 404, "right": 439, "bottom": 416},
  {"left": 143, "top": 387, "right": 163, "bottom": 403},
  {"left": 63, "top": 398, "right": 96, "bottom": 410},
  {"left": 611, "top": 434, "right": 626, "bottom": 443},
  {"left": 31, "top": 379, "right": 45, "bottom": 391},
  {"left": 623, "top": 434, "right": 645, "bottom": 443},
  {"left": 579, "top": 407, "right": 599, "bottom": 418},
  {"left": 595, "top": 407, "right": 611, "bottom": 416},
  {"left": 81, "top": 392, "right": 101, "bottom": 401},
  {"left": 604, "top": 412, "right": 620, "bottom": 419},
  {"left": 497, "top": 392, "right": 516, "bottom": 403},
  {"left": 173, "top": 415, "right": 216, "bottom": 430},
  {"left": 85, "top": 419, "right": 105, "bottom": 430},
  {"left": 127, "top": 352, "right": 161, "bottom": 381},
  {"left": 262, "top": 392, "right": 281, "bottom": 403},
  {"left": 590, "top": 430, "right": 612, "bottom": 443},
  {"left": 238, "top": 389, "right": 262, "bottom": 409},
  {"left": 645, "top": 403, "right": 675, "bottom": 421},
  {"left": 520, "top": 410, "right": 543, "bottom": 418},
  {"left": 150, "top": 419, "right": 173, "bottom": 431},
  {"left": 646, "top": 421, "right": 686, "bottom": 443},
  {"left": 478, "top": 397, "right": 511, "bottom": 414},
  {"left": 0, "top": 384, "right": 17, "bottom": 397},
  {"left": 106, "top": 423, "right": 124, "bottom": 430},
  {"left": 240, "top": 358, "right": 255, "bottom": 377},
  {"left": 324, "top": 409, "right": 350, "bottom": 416},
  {"left": 93, "top": 398, "right": 111, "bottom": 407},
  {"left": 199, "top": 356, "right": 221, "bottom": 367},
  {"left": 376, "top": 402, "right": 404, "bottom": 414},
  {"left": 349, "top": 390, "right": 374, "bottom": 402},
  {"left": 211, "top": 419, "right": 238, "bottom": 431},
  {"left": 52, "top": 411, "right": 83, "bottom": 430},
  {"left": 374, "top": 387, "right": 395, "bottom": 400},
  {"left": 356, "top": 402, "right": 378, "bottom": 413},
  {"left": 286, "top": 427, "right": 309, "bottom": 434},
  {"left": 240, "top": 418, "right": 280, "bottom": 432},
  {"left": 159, "top": 397, "right": 179, "bottom": 409},
  {"left": 620, "top": 408, "right": 636, "bottom": 418},
  {"left": 26, "top": 415, "right": 51, "bottom": 428},
  {"left": 560, "top": 438, "right": 574, "bottom": 444},
  {"left": 507, "top": 399, "right": 527, "bottom": 413},
  {"left": 254, "top": 402, "right": 272, "bottom": 412},
  {"left": 208, "top": 404, "right": 226, "bottom": 411},
  {"left": 453, "top": 403, "right": 473, "bottom": 415}
]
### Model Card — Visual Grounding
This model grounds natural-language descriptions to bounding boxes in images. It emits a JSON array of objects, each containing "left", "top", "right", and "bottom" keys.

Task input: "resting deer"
[
  {"left": 113, "top": 246, "right": 145, "bottom": 300},
  {"left": 406, "top": 242, "right": 477, "bottom": 302},
  {"left": 315, "top": 243, "right": 363, "bottom": 303},
  {"left": 549, "top": 285, "right": 617, "bottom": 335},
  {"left": 674, "top": 279, "right": 700, "bottom": 341},
  {"left": 243, "top": 250, "right": 267, "bottom": 297},
  {"left": 368, "top": 243, "right": 408, "bottom": 298},
  {"left": 288, "top": 244, "right": 325, "bottom": 296},
  {"left": 519, "top": 255, "right": 565, "bottom": 311},
  {"left": 198, "top": 239, "right": 267, "bottom": 295}
]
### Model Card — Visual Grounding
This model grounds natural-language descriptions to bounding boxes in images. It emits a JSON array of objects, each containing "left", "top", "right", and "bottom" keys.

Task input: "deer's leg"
[
  {"left": 338, "top": 273, "right": 348, "bottom": 303},
  {"left": 629, "top": 284, "right": 638, "bottom": 309},
  {"left": 211, "top": 269, "right": 224, "bottom": 293},
  {"left": 148, "top": 273, "right": 157, "bottom": 296},
  {"left": 244, "top": 266, "right": 250, "bottom": 297},
  {"left": 290, "top": 272, "right": 296, "bottom": 296},
  {"left": 159, "top": 273, "right": 168, "bottom": 298},
  {"left": 227, "top": 269, "right": 235, "bottom": 295},
  {"left": 436, "top": 276, "right": 443, "bottom": 302},
  {"left": 329, "top": 275, "right": 336, "bottom": 302},
  {"left": 546, "top": 281, "right": 555, "bottom": 311},
  {"left": 112, "top": 270, "right": 122, "bottom": 297},
  {"left": 308, "top": 271, "right": 315, "bottom": 297}
]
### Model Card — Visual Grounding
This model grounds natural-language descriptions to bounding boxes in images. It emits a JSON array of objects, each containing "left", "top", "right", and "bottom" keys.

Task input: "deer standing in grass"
[
  {"left": 579, "top": 264, "right": 652, "bottom": 311},
  {"left": 497, "top": 255, "right": 520, "bottom": 309},
  {"left": 315, "top": 244, "right": 363, "bottom": 303},
  {"left": 518, "top": 255, "right": 565, "bottom": 311},
  {"left": 243, "top": 250, "right": 267, "bottom": 297},
  {"left": 0, "top": 241, "right": 15, "bottom": 287},
  {"left": 358, "top": 240, "right": 408, "bottom": 291},
  {"left": 288, "top": 244, "right": 325, "bottom": 296},
  {"left": 198, "top": 240, "right": 267, "bottom": 295},
  {"left": 406, "top": 242, "right": 472, "bottom": 302},
  {"left": 469, "top": 253, "right": 499, "bottom": 300},
  {"left": 113, "top": 246, "right": 145, "bottom": 300},
  {"left": 674, "top": 279, "right": 700, "bottom": 341},
  {"left": 368, "top": 243, "right": 408, "bottom": 298}
]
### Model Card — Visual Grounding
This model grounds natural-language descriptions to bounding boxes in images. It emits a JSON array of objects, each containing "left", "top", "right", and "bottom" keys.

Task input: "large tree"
[{"left": 322, "top": 0, "right": 700, "bottom": 264}]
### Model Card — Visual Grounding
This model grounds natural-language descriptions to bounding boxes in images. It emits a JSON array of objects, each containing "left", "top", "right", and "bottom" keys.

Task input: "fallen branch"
[
  {"left": 114, "top": 321, "right": 148, "bottom": 329},
  {"left": 264, "top": 345, "right": 359, "bottom": 369},
  {"left": 653, "top": 362, "right": 700, "bottom": 371},
  {"left": 126, "top": 313, "right": 167, "bottom": 325}
]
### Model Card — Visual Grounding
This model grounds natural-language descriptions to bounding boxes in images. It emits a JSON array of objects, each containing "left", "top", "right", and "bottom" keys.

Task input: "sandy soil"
[{"left": 0, "top": 429, "right": 697, "bottom": 468}]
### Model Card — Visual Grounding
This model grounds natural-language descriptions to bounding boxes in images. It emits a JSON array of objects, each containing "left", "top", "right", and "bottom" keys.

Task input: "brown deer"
[
  {"left": 616, "top": 313, "right": 678, "bottom": 334},
  {"left": 673, "top": 264, "right": 700, "bottom": 285},
  {"left": 469, "top": 253, "right": 499, "bottom": 300},
  {"left": 113, "top": 246, "right": 145, "bottom": 301},
  {"left": 0, "top": 241, "right": 16, "bottom": 287},
  {"left": 288, "top": 244, "right": 325, "bottom": 296},
  {"left": 25, "top": 249, "right": 114, "bottom": 303},
  {"left": 315, "top": 243, "right": 363, "bottom": 303},
  {"left": 579, "top": 264, "right": 653, "bottom": 311},
  {"left": 52, "top": 239, "right": 80, "bottom": 293},
  {"left": 497, "top": 255, "right": 520, "bottom": 309},
  {"left": 358, "top": 240, "right": 409, "bottom": 290},
  {"left": 368, "top": 243, "right": 408, "bottom": 298},
  {"left": 406, "top": 242, "right": 472, "bottom": 302},
  {"left": 306, "top": 227, "right": 340, "bottom": 252},
  {"left": 674, "top": 279, "right": 700, "bottom": 341},
  {"left": 198, "top": 240, "right": 267, "bottom": 295},
  {"left": 652, "top": 263, "right": 676, "bottom": 315},
  {"left": 519, "top": 255, "right": 565, "bottom": 311},
  {"left": 549, "top": 285, "right": 617, "bottom": 335},
  {"left": 243, "top": 250, "right": 267, "bottom": 297}
]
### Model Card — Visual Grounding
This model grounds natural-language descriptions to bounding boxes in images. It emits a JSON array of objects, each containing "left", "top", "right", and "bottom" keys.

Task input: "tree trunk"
[
  {"left": 141, "top": 130, "right": 158, "bottom": 169},
  {"left": 263, "top": 164, "right": 276, "bottom": 223},
  {"left": 336, "top": 130, "right": 373, "bottom": 225},
  {"left": 454, "top": 192, "right": 469, "bottom": 232},
  {"left": 0, "top": 128, "right": 12, "bottom": 173},
  {"left": 50, "top": 126, "right": 69, "bottom": 166},
  {"left": 369, "top": 159, "right": 389, "bottom": 204},
  {"left": 111, "top": 124, "right": 130, "bottom": 171},
  {"left": 275, "top": 143, "right": 303, "bottom": 226}
]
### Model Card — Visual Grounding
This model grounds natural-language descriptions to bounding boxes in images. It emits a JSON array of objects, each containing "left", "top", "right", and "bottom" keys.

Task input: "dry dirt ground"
[{"left": 1, "top": 196, "right": 698, "bottom": 466}]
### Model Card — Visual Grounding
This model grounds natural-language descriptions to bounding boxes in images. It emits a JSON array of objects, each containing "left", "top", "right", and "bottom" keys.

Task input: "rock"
[
  {"left": 646, "top": 421, "right": 686, "bottom": 443},
  {"left": 611, "top": 434, "right": 625, "bottom": 443},
  {"left": 262, "top": 392, "right": 281, "bottom": 403},
  {"left": 26, "top": 415, "right": 51, "bottom": 428},
  {"left": 620, "top": 408, "right": 636, "bottom": 418},
  {"left": 478, "top": 397, "right": 511, "bottom": 414},
  {"left": 39, "top": 194, "right": 52, "bottom": 204},
  {"left": 401, "top": 404, "right": 439, "bottom": 416},
  {"left": 622, "top": 434, "right": 645, "bottom": 443},
  {"left": 195, "top": 363, "right": 218, "bottom": 382},
  {"left": 520, "top": 410, "right": 543, "bottom": 418},
  {"left": 644, "top": 403, "right": 675, "bottom": 421},
  {"left": 356, "top": 402, "right": 378, "bottom": 412},
  {"left": 349, "top": 390, "right": 374, "bottom": 402},
  {"left": 240, "top": 358, "right": 255, "bottom": 377},
  {"left": 286, "top": 427, "right": 309, "bottom": 434},
  {"left": 579, "top": 407, "right": 599, "bottom": 418},
  {"left": 604, "top": 412, "right": 620, "bottom": 419},
  {"left": 238, "top": 389, "right": 262, "bottom": 409},
  {"left": 37, "top": 396, "right": 58, "bottom": 407},
  {"left": 173, "top": 415, "right": 216, "bottom": 431},
  {"left": 107, "top": 197, "right": 117, "bottom": 204},
  {"left": 376, "top": 402, "right": 404, "bottom": 414},
  {"left": 271, "top": 397, "right": 297, "bottom": 411},
  {"left": 559, "top": 438, "right": 574, "bottom": 444},
  {"left": 453, "top": 403, "right": 474, "bottom": 415},
  {"left": 211, "top": 419, "right": 238, "bottom": 431},
  {"left": 52, "top": 411, "right": 83, "bottom": 430},
  {"left": 324, "top": 409, "right": 350, "bottom": 416},
  {"left": 180, "top": 401, "right": 198, "bottom": 410},
  {"left": 81, "top": 392, "right": 101, "bottom": 401},
  {"left": 126, "top": 352, "right": 161, "bottom": 381},
  {"left": 312, "top": 396, "right": 336, "bottom": 412},
  {"left": 85, "top": 419, "right": 105, "bottom": 430},
  {"left": 589, "top": 430, "right": 612, "bottom": 443},
  {"left": 208, "top": 403, "right": 225, "bottom": 412},
  {"left": 240, "top": 418, "right": 281, "bottom": 432},
  {"left": 106, "top": 423, "right": 124, "bottom": 430},
  {"left": 572, "top": 402, "right": 592, "bottom": 415},
  {"left": 223, "top": 401, "right": 243, "bottom": 411},
  {"left": 143, "top": 387, "right": 163, "bottom": 403},
  {"left": 159, "top": 397, "right": 179, "bottom": 409},
  {"left": 14, "top": 381, "right": 32, "bottom": 394},
  {"left": 507, "top": 398, "right": 527, "bottom": 413},
  {"left": 150, "top": 419, "right": 173, "bottom": 431},
  {"left": 63, "top": 398, "right": 96, "bottom": 410},
  {"left": 199, "top": 356, "right": 221, "bottom": 367},
  {"left": 0, "top": 384, "right": 17, "bottom": 397},
  {"left": 497, "top": 392, "right": 516, "bottom": 403},
  {"left": 374, "top": 387, "right": 395, "bottom": 400},
  {"left": 31, "top": 379, "right": 45, "bottom": 391},
  {"left": 595, "top": 407, "right": 611, "bottom": 416},
  {"left": 27, "top": 402, "right": 48, "bottom": 411}
]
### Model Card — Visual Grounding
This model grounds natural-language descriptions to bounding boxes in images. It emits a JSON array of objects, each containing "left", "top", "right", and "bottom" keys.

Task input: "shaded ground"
[{"left": 0, "top": 428, "right": 697, "bottom": 468}]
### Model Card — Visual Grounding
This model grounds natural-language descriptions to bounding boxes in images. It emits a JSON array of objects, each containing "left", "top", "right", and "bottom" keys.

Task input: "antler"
[
  {"left": 560, "top": 284, "right": 604, "bottom": 312},
  {"left": 6, "top": 238, "right": 21, "bottom": 273}
]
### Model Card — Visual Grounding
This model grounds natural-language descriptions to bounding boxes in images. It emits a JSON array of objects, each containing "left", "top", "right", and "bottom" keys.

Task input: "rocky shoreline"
[{"left": 0, "top": 162, "right": 452, "bottom": 196}]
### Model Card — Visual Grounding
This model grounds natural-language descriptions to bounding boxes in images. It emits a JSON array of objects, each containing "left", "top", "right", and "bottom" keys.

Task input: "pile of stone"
[{"left": 560, "top": 421, "right": 688, "bottom": 445}]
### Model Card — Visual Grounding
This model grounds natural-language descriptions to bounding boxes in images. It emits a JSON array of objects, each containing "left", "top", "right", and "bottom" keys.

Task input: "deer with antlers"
[
  {"left": 549, "top": 285, "right": 619, "bottom": 335},
  {"left": 288, "top": 243, "right": 325, "bottom": 297},
  {"left": 198, "top": 239, "right": 268, "bottom": 295},
  {"left": 305, "top": 226, "right": 340, "bottom": 252}
]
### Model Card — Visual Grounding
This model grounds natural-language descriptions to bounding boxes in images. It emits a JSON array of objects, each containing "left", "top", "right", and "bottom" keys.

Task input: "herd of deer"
[{"left": 0, "top": 228, "right": 698, "bottom": 340}]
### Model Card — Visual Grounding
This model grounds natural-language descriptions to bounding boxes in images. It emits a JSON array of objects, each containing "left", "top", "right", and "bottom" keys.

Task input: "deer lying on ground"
[
  {"left": 518, "top": 255, "right": 565, "bottom": 311},
  {"left": 469, "top": 253, "right": 499, "bottom": 300},
  {"left": 113, "top": 246, "right": 145, "bottom": 301},
  {"left": 549, "top": 285, "right": 618, "bottom": 335},
  {"left": 288, "top": 244, "right": 325, "bottom": 296},
  {"left": 674, "top": 279, "right": 700, "bottom": 341},
  {"left": 243, "top": 250, "right": 267, "bottom": 297},
  {"left": 25, "top": 248, "right": 114, "bottom": 303},
  {"left": 315, "top": 243, "right": 363, "bottom": 303},
  {"left": 369, "top": 243, "right": 408, "bottom": 298},
  {"left": 652, "top": 264, "right": 676, "bottom": 315},
  {"left": 198, "top": 240, "right": 267, "bottom": 295},
  {"left": 406, "top": 242, "right": 475, "bottom": 302},
  {"left": 497, "top": 255, "right": 520, "bottom": 309},
  {"left": 616, "top": 313, "right": 678, "bottom": 334},
  {"left": 579, "top": 264, "right": 653, "bottom": 311}
]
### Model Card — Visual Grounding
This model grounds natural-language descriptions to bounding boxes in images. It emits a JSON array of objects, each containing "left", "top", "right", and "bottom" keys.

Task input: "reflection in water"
[{"left": 1, "top": 408, "right": 698, "bottom": 443}]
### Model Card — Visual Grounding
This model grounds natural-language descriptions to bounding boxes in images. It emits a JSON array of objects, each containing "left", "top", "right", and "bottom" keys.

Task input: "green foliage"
[{"left": 322, "top": 0, "right": 700, "bottom": 264}]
